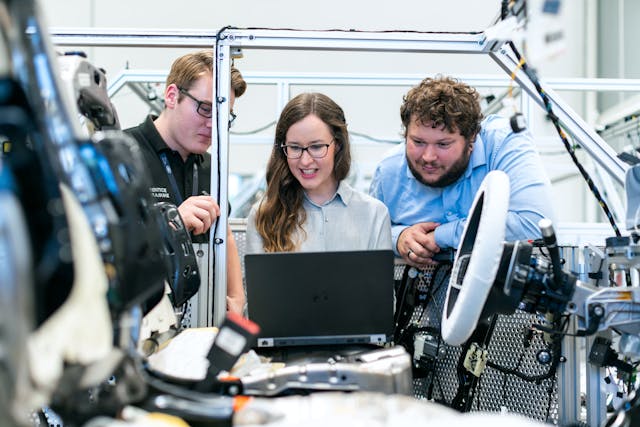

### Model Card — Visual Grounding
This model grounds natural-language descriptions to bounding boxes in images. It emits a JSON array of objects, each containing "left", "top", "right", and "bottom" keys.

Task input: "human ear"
[{"left": 164, "top": 84, "right": 179, "bottom": 108}]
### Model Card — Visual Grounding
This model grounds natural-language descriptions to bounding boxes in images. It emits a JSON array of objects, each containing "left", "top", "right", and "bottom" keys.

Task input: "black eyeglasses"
[
  {"left": 229, "top": 111, "right": 237, "bottom": 128},
  {"left": 178, "top": 87, "right": 213, "bottom": 118},
  {"left": 281, "top": 140, "right": 334, "bottom": 159}
]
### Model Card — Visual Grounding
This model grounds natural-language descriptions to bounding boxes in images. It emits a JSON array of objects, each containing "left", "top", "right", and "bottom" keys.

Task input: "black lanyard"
[{"left": 159, "top": 152, "right": 199, "bottom": 205}]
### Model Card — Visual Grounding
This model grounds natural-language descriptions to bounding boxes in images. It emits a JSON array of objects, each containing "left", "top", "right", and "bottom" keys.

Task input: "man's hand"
[
  {"left": 397, "top": 222, "right": 441, "bottom": 268},
  {"left": 178, "top": 195, "right": 221, "bottom": 235}
]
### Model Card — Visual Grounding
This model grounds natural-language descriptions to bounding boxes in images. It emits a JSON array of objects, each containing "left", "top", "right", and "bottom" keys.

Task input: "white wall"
[{"left": 40, "top": 0, "right": 616, "bottom": 225}]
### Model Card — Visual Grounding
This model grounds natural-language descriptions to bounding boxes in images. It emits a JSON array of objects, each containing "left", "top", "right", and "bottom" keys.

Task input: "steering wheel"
[{"left": 441, "top": 170, "right": 510, "bottom": 346}]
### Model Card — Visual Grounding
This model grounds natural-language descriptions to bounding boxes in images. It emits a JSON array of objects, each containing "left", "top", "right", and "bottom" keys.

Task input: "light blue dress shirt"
[
  {"left": 369, "top": 114, "right": 555, "bottom": 255},
  {"left": 246, "top": 181, "right": 392, "bottom": 253}
]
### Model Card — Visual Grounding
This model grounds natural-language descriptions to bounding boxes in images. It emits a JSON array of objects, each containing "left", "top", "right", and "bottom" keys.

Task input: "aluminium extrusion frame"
[
  {"left": 50, "top": 27, "right": 630, "bottom": 425},
  {"left": 212, "top": 28, "right": 494, "bottom": 333},
  {"left": 215, "top": 27, "right": 629, "bottom": 325},
  {"left": 49, "top": 26, "right": 630, "bottom": 189}
]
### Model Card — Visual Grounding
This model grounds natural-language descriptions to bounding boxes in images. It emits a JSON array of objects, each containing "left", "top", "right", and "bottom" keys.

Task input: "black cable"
[
  {"left": 506, "top": 41, "right": 621, "bottom": 237},
  {"left": 393, "top": 264, "right": 414, "bottom": 340},
  {"left": 501, "top": 0, "right": 509, "bottom": 20},
  {"left": 486, "top": 316, "right": 565, "bottom": 383},
  {"left": 239, "top": 26, "right": 483, "bottom": 36},
  {"left": 545, "top": 380, "right": 556, "bottom": 421},
  {"left": 401, "top": 262, "right": 451, "bottom": 343}
]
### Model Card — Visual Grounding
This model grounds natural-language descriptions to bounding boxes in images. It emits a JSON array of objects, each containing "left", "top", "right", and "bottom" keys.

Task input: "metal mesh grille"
[
  {"left": 233, "top": 226, "right": 249, "bottom": 278},
  {"left": 180, "top": 298, "right": 194, "bottom": 328},
  {"left": 394, "top": 262, "right": 559, "bottom": 424},
  {"left": 394, "top": 263, "right": 463, "bottom": 404},
  {"left": 475, "top": 311, "right": 559, "bottom": 421}
]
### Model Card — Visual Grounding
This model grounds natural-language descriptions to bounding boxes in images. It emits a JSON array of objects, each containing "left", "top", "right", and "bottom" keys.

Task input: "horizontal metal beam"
[
  {"left": 50, "top": 27, "right": 489, "bottom": 54},
  {"left": 50, "top": 27, "right": 220, "bottom": 47},
  {"left": 106, "top": 69, "right": 167, "bottom": 97},
  {"left": 219, "top": 28, "right": 489, "bottom": 53},
  {"left": 109, "top": 69, "right": 640, "bottom": 94},
  {"left": 543, "top": 78, "right": 640, "bottom": 92}
]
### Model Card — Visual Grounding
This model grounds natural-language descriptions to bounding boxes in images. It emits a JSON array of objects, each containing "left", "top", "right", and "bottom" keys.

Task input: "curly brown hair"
[
  {"left": 400, "top": 75, "right": 482, "bottom": 141},
  {"left": 254, "top": 92, "right": 351, "bottom": 252}
]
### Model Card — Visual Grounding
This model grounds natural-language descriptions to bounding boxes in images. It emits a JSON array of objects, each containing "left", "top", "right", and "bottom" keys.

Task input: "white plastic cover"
[{"left": 441, "top": 170, "right": 510, "bottom": 346}]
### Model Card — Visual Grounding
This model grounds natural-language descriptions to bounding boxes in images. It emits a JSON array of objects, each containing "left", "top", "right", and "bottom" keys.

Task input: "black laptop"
[{"left": 244, "top": 250, "right": 395, "bottom": 348}]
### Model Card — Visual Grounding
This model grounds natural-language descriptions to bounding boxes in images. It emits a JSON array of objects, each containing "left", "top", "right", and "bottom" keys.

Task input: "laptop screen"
[{"left": 245, "top": 250, "right": 395, "bottom": 347}]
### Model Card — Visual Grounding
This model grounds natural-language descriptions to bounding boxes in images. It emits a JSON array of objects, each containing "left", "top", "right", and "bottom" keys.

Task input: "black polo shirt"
[{"left": 125, "top": 115, "right": 212, "bottom": 243}]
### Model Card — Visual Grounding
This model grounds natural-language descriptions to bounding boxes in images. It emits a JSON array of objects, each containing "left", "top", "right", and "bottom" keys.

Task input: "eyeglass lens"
[
  {"left": 179, "top": 87, "right": 213, "bottom": 118},
  {"left": 282, "top": 143, "right": 331, "bottom": 159}
]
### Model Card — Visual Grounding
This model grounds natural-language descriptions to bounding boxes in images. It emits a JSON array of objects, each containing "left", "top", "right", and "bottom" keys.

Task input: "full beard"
[{"left": 407, "top": 150, "right": 471, "bottom": 188}]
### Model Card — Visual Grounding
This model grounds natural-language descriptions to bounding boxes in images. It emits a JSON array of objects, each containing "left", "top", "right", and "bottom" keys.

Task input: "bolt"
[{"left": 592, "top": 305, "right": 605, "bottom": 317}]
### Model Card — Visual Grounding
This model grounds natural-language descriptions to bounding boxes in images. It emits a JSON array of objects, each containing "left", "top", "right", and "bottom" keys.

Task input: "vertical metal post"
[
  {"left": 276, "top": 81, "right": 289, "bottom": 115},
  {"left": 210, "top": 41, "right": 232, "bottom": 327},
  {"left": 558, "top": 317, "right": 580, "bottom": 424},
  {"left": 586, "top": 333, "right": 608, "bottom": 426},
  {"left": 193, "top": 243, "right": 208, "bottom": 327}
]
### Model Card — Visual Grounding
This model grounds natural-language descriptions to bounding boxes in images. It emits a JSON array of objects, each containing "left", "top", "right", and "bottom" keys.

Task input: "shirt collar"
[
  {"left": 336, "top": 180, "right": 353, "bottom": 204},
  {"left": 465, "top": 131, "right": 486, "bottom": 178},
  {"left": 303, "top": 180, "right": 352, "bottom": 207}
]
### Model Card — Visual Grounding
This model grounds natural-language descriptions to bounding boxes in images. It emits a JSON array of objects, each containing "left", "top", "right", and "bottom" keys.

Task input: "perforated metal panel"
[
  {"left": 395, "top": 263, "right": 463, "bottom": 404},
  {"left": 180, "top": 296, "right": 195, "bottom": 328},
  {"left": 474, "top": 311, "right": 559, "bottom": 420},
  {"left": 232, "top": 219, "right": 249, "bottom": 279},
  {"left": 40, "top": 407, "right": 63, "bottom": 427},
  {"left": 394, "top": 262, "right": 559, "bottom": 424}
]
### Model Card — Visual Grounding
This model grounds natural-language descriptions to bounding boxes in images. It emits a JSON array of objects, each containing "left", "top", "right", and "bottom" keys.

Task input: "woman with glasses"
[{"left": 246, "top": 92, "right": 392, "bottom": 253}]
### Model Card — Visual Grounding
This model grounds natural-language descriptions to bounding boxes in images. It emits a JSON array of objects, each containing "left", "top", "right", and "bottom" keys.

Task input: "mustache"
[{"left": 417, "top": 160, "right": 438, "bottom": 167}]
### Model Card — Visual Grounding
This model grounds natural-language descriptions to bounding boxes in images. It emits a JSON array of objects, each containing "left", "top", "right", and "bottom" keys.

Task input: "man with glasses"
[{"left": 125, "top": 50, "right": 246, "bottom": 315}]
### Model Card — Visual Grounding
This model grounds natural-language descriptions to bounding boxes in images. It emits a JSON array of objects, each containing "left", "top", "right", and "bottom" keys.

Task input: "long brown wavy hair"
[{"left": 254, "top": 92, "right": 351, "bottom": 252}]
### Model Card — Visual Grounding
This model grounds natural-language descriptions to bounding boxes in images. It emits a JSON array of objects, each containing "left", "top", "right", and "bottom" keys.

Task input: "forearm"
[
  {"left": 433, "top": 220, "right": 464, "bottom": 249},
  {"left": 433, "top": 209, "right": 549, "bottom": 250},
  {"left": 504, "top": 209, "right": 546, "bottom": 241},
  {"left": 226, "top": 229, "right": 245, "bottom": 314}
]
